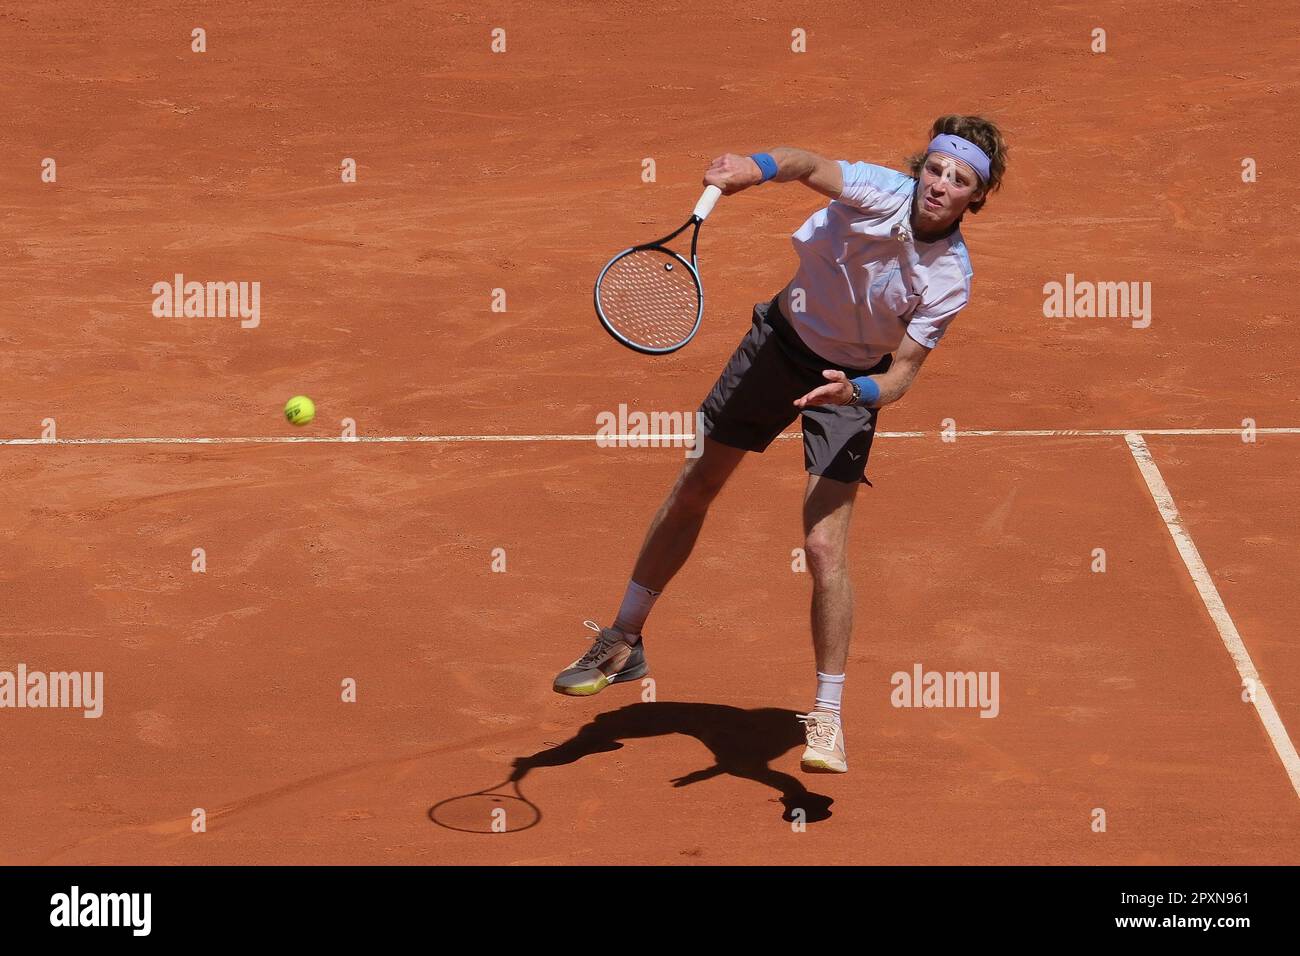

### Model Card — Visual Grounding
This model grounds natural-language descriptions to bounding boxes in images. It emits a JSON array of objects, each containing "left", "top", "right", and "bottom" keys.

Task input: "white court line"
[
  {"left": 2, "top": 427, "right": 1300, "bottom": 445},
  {"left": 1125, "top": 432, "right": 1300, "bottom": 802}
]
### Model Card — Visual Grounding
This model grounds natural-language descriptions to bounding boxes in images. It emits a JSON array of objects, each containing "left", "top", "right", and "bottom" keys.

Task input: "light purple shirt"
[{"left": 783, "top": 160, "right": 973, "bottom": 369}]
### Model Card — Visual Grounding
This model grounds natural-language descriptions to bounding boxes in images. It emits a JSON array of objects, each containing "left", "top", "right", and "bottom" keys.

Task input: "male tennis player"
[{"left": 555, "top": 115, "right": 1007, "bottom": 774}]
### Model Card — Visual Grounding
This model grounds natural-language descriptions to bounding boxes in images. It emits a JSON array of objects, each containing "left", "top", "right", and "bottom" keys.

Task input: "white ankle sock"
[
  {"left": 613, "top": 580, "right": 661, "bottom": 642},
  {"left": 815, "top": 672, "right": 845, "bottom": 721}
]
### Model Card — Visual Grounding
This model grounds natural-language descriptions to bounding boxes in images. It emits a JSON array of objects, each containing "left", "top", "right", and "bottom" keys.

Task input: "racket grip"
[{"left": 693, "top": 184, "right": 722, "bottom": 221}]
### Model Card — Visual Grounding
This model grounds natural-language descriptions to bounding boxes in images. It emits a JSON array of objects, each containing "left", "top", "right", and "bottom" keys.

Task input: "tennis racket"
[{"left": 594, "top": 184, "right": 723, "bottom": 354}]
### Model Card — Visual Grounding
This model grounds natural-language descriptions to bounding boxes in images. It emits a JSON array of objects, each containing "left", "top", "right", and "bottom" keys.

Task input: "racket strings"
[{"left": 598, "top": 250, "right": 701, "bottom": 350}]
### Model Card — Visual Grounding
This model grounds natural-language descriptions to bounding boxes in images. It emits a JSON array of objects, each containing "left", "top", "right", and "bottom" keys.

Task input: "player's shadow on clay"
[{"left": 515, "top": 702, "right": 833, "bottom": 824}]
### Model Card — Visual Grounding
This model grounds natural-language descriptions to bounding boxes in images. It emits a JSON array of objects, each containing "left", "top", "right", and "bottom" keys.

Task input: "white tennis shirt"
[{"left": 780, "top": 160, "right": 973, "bottom": 369}]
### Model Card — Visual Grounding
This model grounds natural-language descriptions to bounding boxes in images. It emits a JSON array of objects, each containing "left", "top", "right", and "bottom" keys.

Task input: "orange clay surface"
[{"left": 1, "top": 2, "right": 1298, "bottom": 864}]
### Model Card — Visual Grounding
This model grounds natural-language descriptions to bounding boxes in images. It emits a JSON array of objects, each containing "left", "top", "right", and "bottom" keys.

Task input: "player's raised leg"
[
  {"left": 797, "top": 472, "right": 859, "bottom": 772},
  {"left": 626, "top": 435, "right": 748, "bottom": 596},
  {"left": 552, "top": 437, "right": 747, "bottom": 696}
]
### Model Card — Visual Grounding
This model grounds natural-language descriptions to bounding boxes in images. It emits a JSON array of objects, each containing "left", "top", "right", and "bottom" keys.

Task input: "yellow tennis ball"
[{"left": 284, "top": 395, "right": 315, "bottom": 426}]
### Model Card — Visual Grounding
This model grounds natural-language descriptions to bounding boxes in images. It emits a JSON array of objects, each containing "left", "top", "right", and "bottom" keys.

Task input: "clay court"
[{"left": 2, "top": 2, "right": 1298, "bottom": 865}]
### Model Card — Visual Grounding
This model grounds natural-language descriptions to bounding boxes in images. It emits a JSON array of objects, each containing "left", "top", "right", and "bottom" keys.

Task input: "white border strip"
[
  {"left": 3, "top": 427, "right": 1300, "bottom": 446},
  {"left": 1125, "top": 432, "right": 1300, "bottom": 801}
]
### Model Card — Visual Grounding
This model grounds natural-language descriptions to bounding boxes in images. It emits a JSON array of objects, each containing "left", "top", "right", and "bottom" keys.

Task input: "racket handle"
[{"left": 693, "top": 184, "right": 722, "bottom": 221}]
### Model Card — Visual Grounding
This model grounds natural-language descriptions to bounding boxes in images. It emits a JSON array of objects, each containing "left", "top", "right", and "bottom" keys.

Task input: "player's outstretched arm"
[
  {"left": 792, "top": 336, "right": 933, "bottom": 410},
  {"left": 703, "top": 147, "right": 843, "bottom": 199}
]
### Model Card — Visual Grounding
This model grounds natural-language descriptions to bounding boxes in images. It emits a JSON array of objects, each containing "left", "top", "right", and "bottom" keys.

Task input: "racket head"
[{"left": 594, "top": 245, "right": 704, "bottom": 355}]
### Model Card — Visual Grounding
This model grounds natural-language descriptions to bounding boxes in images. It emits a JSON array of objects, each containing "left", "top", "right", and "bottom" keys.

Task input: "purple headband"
[{"left": 926, "top": 134, "right": 991, "bottom": 185}]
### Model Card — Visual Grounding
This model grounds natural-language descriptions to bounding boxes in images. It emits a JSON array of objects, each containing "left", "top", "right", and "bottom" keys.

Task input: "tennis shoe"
[
  {"left": 797, "top": 711, "right": 847, "bottom": 773},
  {"left": 552, "top": 620, "right": 648, "bottom": 696}
]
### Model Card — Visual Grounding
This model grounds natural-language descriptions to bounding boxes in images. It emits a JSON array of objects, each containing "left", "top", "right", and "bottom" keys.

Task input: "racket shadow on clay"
[
  {"left": 430, "top": 702, "right": 833, "bottom": 829},
  {"left": 429, "top": 773, "right": 541, "bottom": 834}
]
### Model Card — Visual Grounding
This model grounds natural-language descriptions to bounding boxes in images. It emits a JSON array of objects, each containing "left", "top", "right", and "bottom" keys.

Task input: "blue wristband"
[
  {"left": 850, "top": 376, "right": 881, "bottom": 406},
  {"left": 751, "top": 152, "right": 778, "bottom": 183}
]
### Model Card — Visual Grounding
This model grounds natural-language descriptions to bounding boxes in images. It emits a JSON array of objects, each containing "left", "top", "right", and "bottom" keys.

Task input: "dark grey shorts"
[{"left": 697, "top": 294, "right": 893, "bottom": 484}]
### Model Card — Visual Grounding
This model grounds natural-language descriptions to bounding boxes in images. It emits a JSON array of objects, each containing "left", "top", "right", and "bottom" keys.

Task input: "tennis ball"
[{"left": 284, "top": 395, "right": 315, "bottom": 426}]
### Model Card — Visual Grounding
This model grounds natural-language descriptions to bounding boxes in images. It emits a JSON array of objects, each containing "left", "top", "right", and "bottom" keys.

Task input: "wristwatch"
[{"left": 847, "top": 380, "right": 862, "bottom": 406}]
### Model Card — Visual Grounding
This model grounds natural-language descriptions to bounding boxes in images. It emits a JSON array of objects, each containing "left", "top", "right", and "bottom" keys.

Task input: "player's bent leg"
[
  {"left": 798, "top": 473, "right": 859, "bottom": 772},
  {"left": 628, "top": 436, "right": 747, "bottom": 592},
  {"left": 554, "top": 438, "right": 747, "bottom": 697},
  {"left": 558, "top": 295, "right": 798, "bottom": 698},
  {"left": 624, "top": 293, "right": 800, "bottom": 593},
  {"left": 804, "top": 473, "right": 859, "bottom": 673}
]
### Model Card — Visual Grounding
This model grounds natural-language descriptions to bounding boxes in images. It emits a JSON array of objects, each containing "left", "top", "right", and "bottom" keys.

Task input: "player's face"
[{"left": 913, "top": 153, "right": 984, "bottom": 232}]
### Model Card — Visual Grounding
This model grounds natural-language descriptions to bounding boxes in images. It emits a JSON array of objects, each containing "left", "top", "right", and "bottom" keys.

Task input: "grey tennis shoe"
[{"left": 553, "top": 620, "right": 648, "bottom": 696}]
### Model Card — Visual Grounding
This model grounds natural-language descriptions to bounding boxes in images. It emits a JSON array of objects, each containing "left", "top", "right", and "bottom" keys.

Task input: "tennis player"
[{"left": 555, "top": 115, "right": 1008, "bottom": 774}]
